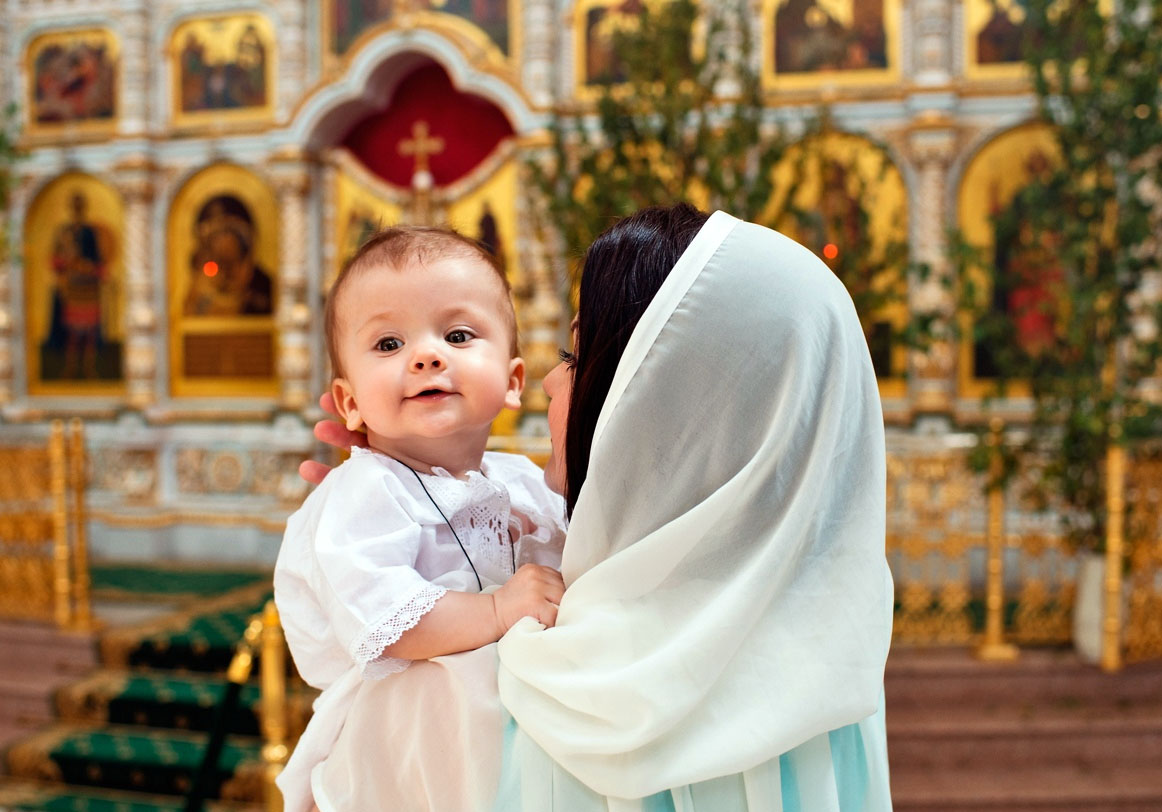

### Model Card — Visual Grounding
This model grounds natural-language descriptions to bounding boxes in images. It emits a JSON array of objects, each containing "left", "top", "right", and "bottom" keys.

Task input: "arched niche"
[
  {"left": 956, "top": 121, "right": 1061, "bottom": 398},
  {"left": 767, "top": 130, "right": 910, "bottom": 394},
  {"left": 166, "top": 164, "right": 279, "bottom": 398},
  {"left": 23, "top": 172, "right": 126, "bottom": 396}
]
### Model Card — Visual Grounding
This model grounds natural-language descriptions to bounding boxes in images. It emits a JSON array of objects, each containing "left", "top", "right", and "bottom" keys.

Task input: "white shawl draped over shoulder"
[{"left": 497, "top": 211, "right": 893, "bottom": 799}]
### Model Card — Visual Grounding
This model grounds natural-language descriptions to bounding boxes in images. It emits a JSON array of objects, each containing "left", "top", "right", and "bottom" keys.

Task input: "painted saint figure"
[
  {"left": 774, "top": 0, "right": 886, "bottom": 73},
  {"left": 184, "top": 195, "right": 273, "bottom": 316},
  {"left": 48, "top": 192, "right": 114, "bottom": 378}
]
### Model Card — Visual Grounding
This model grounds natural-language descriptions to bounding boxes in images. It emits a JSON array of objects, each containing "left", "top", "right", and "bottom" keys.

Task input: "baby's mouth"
[{"left": 409, "top": 388, "right": 452, "bottom": 400}]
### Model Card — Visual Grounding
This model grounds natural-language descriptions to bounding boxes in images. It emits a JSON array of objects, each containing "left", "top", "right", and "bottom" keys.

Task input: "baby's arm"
[{"left": 383, "top": 563, "right": 564, "bottom": 660}]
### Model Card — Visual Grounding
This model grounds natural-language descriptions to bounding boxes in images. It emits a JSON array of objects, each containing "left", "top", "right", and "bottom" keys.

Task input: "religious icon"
[
  {"left": 168, "top": 165, "right": 279, "bottom": 396},
  {"left": 580, "top": 0, "right": 644, "bottom": 86},
  {"left": 23, "top": 174, "right": 125, "bottom": 394},
  {"left": 773, "top": 0, "right": 887, "bottom": 73},
  {"left": 430, "top": 0, "right": 511, "bottom": 54},
  {"left": 974, "top": 0, "right": 1027, "bottom": 65},
  {"left": 771, "top": 133, "right": 908, "bottom": 386},
  {"left": 183, "top": 196, "right": 274, "bottom": 317},
  {"left": 27, "top": 30, "right": 118, "bottom": 133},
  {"left": 956, "top": 124, "right": 1063, "bottom": 395},
  {"left": 44, "top": 191, "right": 118, "bottom": 379},
  {"left": 975, "top": 150, "right": 1064, "bottom": 376},
  {"left": 170, "top": 15, "right": 274, "bottom": 129},
  {"left": 327, "top": 0, "right": 510, "bottom": 58},
  {"left": 329, "top": 0, "right": 397, "bottom": 55}
]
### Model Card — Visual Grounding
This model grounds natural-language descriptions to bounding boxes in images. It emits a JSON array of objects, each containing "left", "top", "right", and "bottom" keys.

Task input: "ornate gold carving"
[
  {"left": 0, "top": 421, "right": 89, "bottom": 627},
  {"left": 887, "top": 451, "right": 985, "bottom": 644},
  {"left": 1126, "top": 454, "right": 1162, "bottom": 663}
]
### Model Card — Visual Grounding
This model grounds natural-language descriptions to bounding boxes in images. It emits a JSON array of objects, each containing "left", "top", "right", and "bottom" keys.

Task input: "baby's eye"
[
  {"left": 446, "top": 330, "right": 471, "bottom": 344},
  {"left": 376, "top": 337, "right": 402, "bottom": 352},
  {"left": 558, "top": 348, "right": 577, "bottom": 369}
]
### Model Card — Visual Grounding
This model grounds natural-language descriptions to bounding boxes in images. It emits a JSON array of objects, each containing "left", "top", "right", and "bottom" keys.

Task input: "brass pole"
[
  {"left": 261, "top": 600, "right": 289, "bottom": 812},
  {"left": 977, "top": 418, "right": 1018, "bottom": 661},
  {"left": 48, "top": 420, "right": 72, "bottom": 627},
  {"left": 1101, "top": 429, "right": 1126, "bottom": 673},
  {"left": 68, "top": 419, "right": 93, "bottom": 631}
]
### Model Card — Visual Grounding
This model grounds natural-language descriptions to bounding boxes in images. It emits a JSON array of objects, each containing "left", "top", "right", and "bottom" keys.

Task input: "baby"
[{"left": 273, "top": 226, "right": 566, "bottom": 812}]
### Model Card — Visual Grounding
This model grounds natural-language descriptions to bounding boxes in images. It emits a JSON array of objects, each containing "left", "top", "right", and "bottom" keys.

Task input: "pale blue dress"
[{"left": 493, "top": 695, "right": 893, "bottom": 811}]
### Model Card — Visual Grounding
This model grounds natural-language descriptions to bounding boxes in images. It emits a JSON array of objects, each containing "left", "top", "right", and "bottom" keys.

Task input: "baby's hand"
[{"left": 491, "top": 564, "right": 565, "bottom": 634}]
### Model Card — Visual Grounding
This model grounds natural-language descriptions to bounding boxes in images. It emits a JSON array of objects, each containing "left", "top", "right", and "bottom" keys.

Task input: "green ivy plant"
[{"left": 954, "top": 0, "right": 1162, "bottom": 552}]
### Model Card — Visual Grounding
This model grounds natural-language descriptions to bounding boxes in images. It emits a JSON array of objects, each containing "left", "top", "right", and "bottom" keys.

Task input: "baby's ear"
[
  {"left": 331, "top": 378, "right": 363, "bottom": 432},
  {"left": 505, "top": 357, "right": 526, "bottom": 411}
]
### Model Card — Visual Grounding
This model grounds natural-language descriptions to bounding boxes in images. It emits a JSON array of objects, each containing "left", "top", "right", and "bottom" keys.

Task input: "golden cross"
[{"left": 399, "top": 120, "right": 445, "bottom": 175}]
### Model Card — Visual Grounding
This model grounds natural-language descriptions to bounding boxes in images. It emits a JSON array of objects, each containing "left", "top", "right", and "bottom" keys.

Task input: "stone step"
[
  {"left": 887, "top": 703, "right": 1162, "bottom": 770},
  {"left": 891, "top": 764, "right": 1162, "bottom": 812},
  {"left": 885, "top": 647, "right": 1162, "bottom": 709},
  {"left": 0, "top": 621, "right": 98, "bottom": 679}
]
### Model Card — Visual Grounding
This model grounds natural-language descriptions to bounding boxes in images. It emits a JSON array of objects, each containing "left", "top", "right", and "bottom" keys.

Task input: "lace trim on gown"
[
  {"left": 352, "top": 581, "right": 448, "bottom": 679},
  {"left": 424, "top": 469, "right": 515, "bottom": 577}
]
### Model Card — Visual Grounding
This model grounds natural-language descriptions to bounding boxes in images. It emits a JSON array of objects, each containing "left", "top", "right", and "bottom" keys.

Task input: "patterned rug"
[{"left": 0, "top": 565, "right": 307, "bottom": 812}]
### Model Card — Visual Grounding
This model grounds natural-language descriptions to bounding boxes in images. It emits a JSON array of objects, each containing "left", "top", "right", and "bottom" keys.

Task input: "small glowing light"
[
  {"left": 823, "top": 243, "right": 839, "bottom": 260},
  {"left": 203, "top": 261, "right": 219, "bottom": 277},
  {"left": 1135, "top": 104, "right": 1152, "bottom": 120}
]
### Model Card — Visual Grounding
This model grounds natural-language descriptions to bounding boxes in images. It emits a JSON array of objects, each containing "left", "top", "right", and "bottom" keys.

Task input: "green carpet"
[
  {"left": 90, "top": 565, "right": 268, "bottom": 601},
  {"left": 2, "top": 565, "right": 285, "bottom": 811}
]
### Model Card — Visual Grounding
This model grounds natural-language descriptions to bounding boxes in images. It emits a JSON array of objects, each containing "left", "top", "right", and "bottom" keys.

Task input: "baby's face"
[{"left": 332, "top": 256, "right": 522, "bottom": 450}]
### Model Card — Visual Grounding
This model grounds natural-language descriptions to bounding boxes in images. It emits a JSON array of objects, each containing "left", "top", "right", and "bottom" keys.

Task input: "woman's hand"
[
  {"left": 491, "top": 564, "right": 566, "bottom": 633},
  {"left": 298, "top": 392, "right": 368, "bottom": 485}
]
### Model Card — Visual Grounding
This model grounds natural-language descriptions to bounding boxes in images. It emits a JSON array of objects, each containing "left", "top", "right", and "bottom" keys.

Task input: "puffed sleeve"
[{"left": 310, "top": 458, "right": 448, "bottom": 679}]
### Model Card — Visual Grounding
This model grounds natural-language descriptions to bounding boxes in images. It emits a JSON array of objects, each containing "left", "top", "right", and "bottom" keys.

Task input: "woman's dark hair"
[{"left": 564, "top": 203, "right": 710, "bottom": 516}]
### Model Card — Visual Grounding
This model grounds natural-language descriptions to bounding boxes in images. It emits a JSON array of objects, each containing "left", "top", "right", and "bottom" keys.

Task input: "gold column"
[
  {"left": 68, "top": 419, "right": 92, "bottom": 631},
  {"left": 976, "top": 419, "right": 1018, "bottom": 661},
  {"left": 261, "top": 600, "right": 289, "bottom": 812},
  {"left": 49, "top": 420, "right": 71, "bottom": 628},
  {"left": 1102, "top": 429, "right": 1126, "bottom": 672}
]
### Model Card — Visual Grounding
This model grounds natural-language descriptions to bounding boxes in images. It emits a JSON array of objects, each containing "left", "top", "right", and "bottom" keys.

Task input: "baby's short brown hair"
[{"left": 324, "top": 226, "right": 517, "bottom": 378}]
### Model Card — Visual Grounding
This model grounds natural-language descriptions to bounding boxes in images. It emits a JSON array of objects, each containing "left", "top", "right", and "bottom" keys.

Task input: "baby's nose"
[{"left": 413, "top": 357, "right": 442, "bottom": 370}]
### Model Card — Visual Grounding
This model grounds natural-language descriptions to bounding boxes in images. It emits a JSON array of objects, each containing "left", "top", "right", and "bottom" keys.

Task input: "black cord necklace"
[{"left": 405, "top": 464, "right": 516, "bottom": 592}]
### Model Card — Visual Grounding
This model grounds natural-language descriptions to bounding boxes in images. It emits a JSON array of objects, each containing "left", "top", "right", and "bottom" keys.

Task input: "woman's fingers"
[
  {"left": 314, "top": 417, "right": 365, "bottom": 451},
  {"left": 299, "top": 460, "right": 331, "bottom": 486},
  {"left": 319, "top": 391, "right": 340, "bottom": 418}
]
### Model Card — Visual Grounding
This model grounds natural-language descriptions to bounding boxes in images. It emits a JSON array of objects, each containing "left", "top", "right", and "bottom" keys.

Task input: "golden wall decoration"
[
  {"left": 0, "top": 421, "right": 90, "bottom": 629},
  {"left": 956, "top": 122, "right": 1062, "bottom": 399},
  {"left": 963, "top": 0, "right": 1113, "bottom": 82},
  {"left": 330, "top": 160, "right": 403, "bottom": 291},
  {"left": 886, "top": 452, "right": 986, "bottom": 644},
  {"left": 168, "top": 14, "right": 275, "bottom": 131},
  {"left": 767, "top": 131, "right": 909, "bottom": 397},
  {"left": 24, "top": 28, "right": 119, "bottom": 138},
  {"left": 23, "top": 173, "right": 126, "bottom": 397},
  {"left": 1125, "top": 454, "right": 1162, "bottom": 663},
  {"left": 323, "top": 0, "right": 516, "bottom": 72},
  {"left": 167, "top": 164, "right": 279, "bottom": 398},
  {"left": 762, "top": 0, "right": 901, "bottom": 90}
]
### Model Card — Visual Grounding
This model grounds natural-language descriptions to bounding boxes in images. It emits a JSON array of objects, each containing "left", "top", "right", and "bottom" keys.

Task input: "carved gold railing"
[
  {"left": 0, "top": 419, "right": 92, "bottom": 629},
  {"left": 887, "top": 429, "right": 1162, "bottom": 672},
  {"left": 1125, "top": 452, "right": 1162, "bottom": 664}
]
